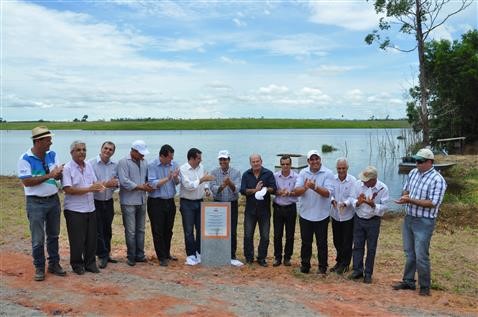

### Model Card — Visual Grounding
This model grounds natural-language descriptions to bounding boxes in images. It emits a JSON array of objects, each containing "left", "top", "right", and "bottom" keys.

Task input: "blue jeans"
[
  {"left": 121, "top": 204, "right": 146, "bottom": 261},
  {"left": 179, "top": 199, "right": 202, "bottom": 257},
  {"left": 402, "top": 215, "right": 436, "bottom": 289},
  {"left": 243, "top": 209, "right": 270, "bottom": 262},
  {"left": 26, "top": 195, "right": 61, "bottom": 268}
]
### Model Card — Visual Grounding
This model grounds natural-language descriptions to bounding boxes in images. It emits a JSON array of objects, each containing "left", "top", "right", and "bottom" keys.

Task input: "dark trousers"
[
  {"left": 179, "top": 198, "right": 202, "bottom": 256},
  {"left": 215, "top": 200, "right": 238, "bottom": 259},
  {"left": 147, "top": 197, "right": 176, "bottom": 261},
  {"left": 331, "top": 217, "right": 354, "bottom": 268},
  {"left": 94, "top": 199, "right": 114, "bottom": 259},
  {"left": 352, "top": 215, "right": 381, "bottom": 277},
  {"left": 299, "top": 216, "right": 329, "bottom": 271},
  {"left": 64, "top": 209, "right": 97, "bottom": 270},
  {"left": 273, "top": 203, "right": 297, "bottom": 261},
  {"left": 243, "top": 209, "right": 270, "bottom": 261}
]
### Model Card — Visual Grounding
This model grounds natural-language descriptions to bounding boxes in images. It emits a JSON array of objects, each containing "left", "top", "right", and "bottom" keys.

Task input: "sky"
[{"left": 1, "top": 0, "right": 476, "bottom": 121}]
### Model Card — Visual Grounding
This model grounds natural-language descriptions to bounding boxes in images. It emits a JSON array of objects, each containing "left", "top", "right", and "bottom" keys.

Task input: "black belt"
[
  {"left": 273, "top": 202, "right": 295, "bottom": 208},
  {"left": 357, "top": 215, "right": 380, "bottom": 221},
  {"left": 150, "top": 197, "right": 175, "bottom": 201},
  {"left": 180, "top": 198, "right": 203, "bottom": 202},
  {"left": 29, "top": 194, "right": 57, "bottom": 200}
]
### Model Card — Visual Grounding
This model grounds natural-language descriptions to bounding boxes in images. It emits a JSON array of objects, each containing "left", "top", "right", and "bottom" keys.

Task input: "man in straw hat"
[
  {"left": 348, "top": 166, "right": 389, "bottom": 284},
  {"left": 17, "top": 126, "right": 66, "bottom": 281},
  {"left": 393, "top": 148, "right": 447, "bottom": 296}
]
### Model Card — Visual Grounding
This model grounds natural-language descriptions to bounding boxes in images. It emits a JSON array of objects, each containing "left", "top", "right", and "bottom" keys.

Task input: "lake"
[{"left": 1, "top": 129, "right": 409, "bottom": 209}]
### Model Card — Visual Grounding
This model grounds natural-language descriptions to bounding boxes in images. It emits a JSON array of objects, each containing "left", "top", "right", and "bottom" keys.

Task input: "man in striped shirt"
[{"left": 393, "top": 148, "right": 447, "bottom": 296}]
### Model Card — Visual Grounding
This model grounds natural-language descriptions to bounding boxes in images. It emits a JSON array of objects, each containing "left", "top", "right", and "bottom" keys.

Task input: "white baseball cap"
[
  {"left": 358, "top": 166, "right": 378, "bottom": 182},
  {"left": 307, "top": 150, "right": 320, "bottom": 159},
  {"left": 132, "top": 140, "right": 149, "bottom": 155},
  {"left": 218, "top": 150, "right": 230, "bottom": 159},
  {"left": 413, "top": 148, "right": 434, "bottom": 160}
]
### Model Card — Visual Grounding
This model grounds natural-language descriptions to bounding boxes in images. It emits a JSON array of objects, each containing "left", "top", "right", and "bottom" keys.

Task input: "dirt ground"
[{"left": 1, "top": 236, "right": 477, "bottom": 317}]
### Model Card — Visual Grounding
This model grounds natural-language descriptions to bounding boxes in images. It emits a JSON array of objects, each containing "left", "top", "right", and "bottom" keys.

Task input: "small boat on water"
[{"left": 398, "top": 156, "right": 456, "bottom": 174}]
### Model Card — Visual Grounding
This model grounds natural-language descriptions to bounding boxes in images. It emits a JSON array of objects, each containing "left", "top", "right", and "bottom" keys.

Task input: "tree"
[
  {"left": 81, "top": 114, "right": 88, "bottom": 122},
  {"left": 365, "top": 0, "right": 473, "bottom": 145}
]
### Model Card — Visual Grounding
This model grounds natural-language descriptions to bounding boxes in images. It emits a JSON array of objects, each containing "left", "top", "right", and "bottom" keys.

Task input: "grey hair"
[
  {"left": 70, "top": 140, "right": 86, "bottom": 152},
  {"left": 249, "top": 153, "right": 262, "bottom": 161},
  {"left": 336, "top": 157, "right": 349, "bottom": 167}
]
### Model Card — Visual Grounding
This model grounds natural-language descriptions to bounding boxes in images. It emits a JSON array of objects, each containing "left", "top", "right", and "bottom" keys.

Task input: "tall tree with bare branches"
[{"left": 365, "top": 0, "right": 473, "bottom": 145}]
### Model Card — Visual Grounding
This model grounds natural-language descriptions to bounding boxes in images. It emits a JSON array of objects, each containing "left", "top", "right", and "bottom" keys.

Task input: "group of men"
[{"left": 19, "top": 126, "right": 446, "bottom": 297}]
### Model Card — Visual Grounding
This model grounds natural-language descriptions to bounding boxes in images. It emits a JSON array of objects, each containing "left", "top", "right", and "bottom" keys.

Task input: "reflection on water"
[{"left": 2, "top": 129, "right": 410, "bottom": 209}]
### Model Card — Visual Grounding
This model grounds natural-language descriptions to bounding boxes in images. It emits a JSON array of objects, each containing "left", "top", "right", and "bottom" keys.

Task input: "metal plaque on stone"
[{"left": 201, "top": 202, "right": 231, "bottom": 266}]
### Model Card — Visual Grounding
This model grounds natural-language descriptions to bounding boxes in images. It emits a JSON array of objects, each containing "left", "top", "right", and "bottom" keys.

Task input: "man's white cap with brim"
[
  {"left": 218, "top": 150, "right": 230, "bottom": 159},
  {"left": 132, "top": 140, "right": 149, "bottom": 155},
  {"left": 307, "top": 150, "right": 320, "bottom": 159},
  {"left": 412, "top": 148, "right": 434, "bottom": 160}
]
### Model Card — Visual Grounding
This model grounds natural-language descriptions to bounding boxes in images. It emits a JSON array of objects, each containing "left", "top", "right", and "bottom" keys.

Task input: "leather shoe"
[
  {"left": 419, "top": 287, "right": 431, "bottom": 296},
  {"left": 300, "top": 266, "right": 310, "bottom": 274},
  {"left": 159, "top": 259, "right": 169, "bottom": 267},
  {"left": 317, "top": 267, "right": 327, "bottom": 275},
  {"left": 127, "top": 259, "right": 136, "bottom": 266},
  {"left": 283, "top": 259, "right": 291, "bottom": 266},
  {"left": 393, "top": 281, "right": 416, "bottom": 291},
  {"left": 168, "top": 255, "right": 178, "bottom": 261},
  {"left": 108, "top": 257, "right": 118, "bottom": 263},
  {"left": 336, "top": 265, "right": 349, "bottom": 275},
  {"left": 99, "top": 257, "right": 108, "bottom": 269},
  {"left": 34, "top": 267, "right": 45, "bottom": 281},
  {"left": 257, "top": 259, "right": 268, "bottom": 267},
  {"left": 348, "top": 271, "right": 363, "bottom": 280},
  {"left": 47, "top": 263, "right": 66, "bottom": 276},
  {"left": 246, "top": 259, "right": 253, "bottom": 264},
  {"left": 85, "top": 265, "right": 100, "bottom": 273},
  {"left": 363, "top": 275, "right": 372, "bottom": 284},
  {"left": 329, "top": 263, "right": 339, "bottom": 272},
  {"left": 272, "top": 259, "right": 281, "bottom": 267},
  {"left": 73, "top": 267, "right": 85, "bottom": 275},
  {"left": 135, "top": 257, "right": 147, "bottom": 263}
]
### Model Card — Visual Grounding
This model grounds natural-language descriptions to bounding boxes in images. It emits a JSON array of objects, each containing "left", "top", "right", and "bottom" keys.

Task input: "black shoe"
[
  {"left": 257, "top": 259, "right": 268, "bottom": 267},
  {"left": 108, "top": 257, "right": 118, "bottom": 263},
  {"left": 159, "top": 259, "right": 169, "bottom": 267},
  {"left": 34, "top": 267, "right": 45, "bottom": 281},
  {"left": 419, "top": 287, "right": 431, "bottom": 296},
  {"left": 135, "top": 257, "right": 147, "bottom": 263},
  {"left": 300, "top": 266, "right": 310, "bottom": 274},
  {"left": 348, "top": 271, "right": 363, "bottom": 280},
  {"left": 246, "top": 259, "right": 253, "bottom": 264},
  {"left": 73, "top": 266, "right": 85, "bottom": 275},
  {"left": 99, "top": 257, "right": 108, "bottom": 269},
  {"left": 317, "top": 267, "right": 327, "bottom": 275},
  {"left": 47, "top": 263, "right": 66, "bottom": 276},
  {"left": 85, "top": 265, "right": 100, "bottom": 273},
  {"left": 272, "top": 259, "right": 281, "bottom": 267},
  {"left": 127, "top": 259, "right": 136, "bottom": 266},
  {"left": 363, "top": 275, "right": 372, "bottom": 284},
  {"left": 168, "top": 255, "right": 178, "bottom": 261},
  {"left": 283, "top": 259, "right": 291, "bottom": 266},
  {"left": 336, "top": 265, "right": 349, "bottom": 275},
  {"left": 392, "top": 281, "right": 416, "bottom": 291},
  {"left": 329, "top": 263, "right": 340, "bottom": 272}
]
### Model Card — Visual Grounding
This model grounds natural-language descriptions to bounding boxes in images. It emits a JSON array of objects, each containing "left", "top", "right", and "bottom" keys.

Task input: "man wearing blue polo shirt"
[
  {"left": 394, "top": 148, "right": 447, "bottom": 296},
  {"left": 18, "top": 126, "right": 66, "bottom": 281}
]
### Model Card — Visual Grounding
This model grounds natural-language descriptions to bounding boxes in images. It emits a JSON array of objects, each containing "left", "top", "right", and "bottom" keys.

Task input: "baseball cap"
[
  {"left": 359, "top": 166, "right": 378, "bottom": 182},
  {"left": 131, "top": 140, "right": 149, "bottom": 155},
  {"left": 412, "top": 148, "right": 434, "bottom": 161},
  {"left": 307, "top": 150, "right": 320, "bottom": 159},
  {"left": 218, "top": 150, "right": 230, "bottom": 159}
]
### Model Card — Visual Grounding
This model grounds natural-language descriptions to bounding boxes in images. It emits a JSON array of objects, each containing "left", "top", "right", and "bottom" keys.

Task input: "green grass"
[{"left": 1, "top": 118, "right": 410, "bottom": 130}]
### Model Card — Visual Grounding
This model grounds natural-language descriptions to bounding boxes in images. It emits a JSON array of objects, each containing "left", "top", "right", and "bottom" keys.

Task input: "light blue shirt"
[
  {"left": 295, "top": 165, "right": 334, "bottom": 221},
  {"left": 118, "top": 154, "right": 148, "bottom": 205},
  {"left": 89, "top": 155, "right": 118, "bottom": 201},
  {"left": 147, "top": 159, "right": 179, "bottom": 199}
]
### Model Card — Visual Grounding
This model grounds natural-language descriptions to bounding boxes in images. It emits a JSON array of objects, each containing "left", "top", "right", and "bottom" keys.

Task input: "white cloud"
[
  {"left": 308, "top": 1, "right": 380, "bottom": 31},
  {"left": 233, "top": 18, "right": 247, "bottom": 27},
  {"left": 220, "top": 56, "right": 246, "bottom": 65},
  {"left": 259, "top": 85, "right": 289, "bottom": 94}
]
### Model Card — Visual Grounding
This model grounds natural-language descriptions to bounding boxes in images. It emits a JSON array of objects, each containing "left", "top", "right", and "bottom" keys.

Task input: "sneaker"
[
  {"left": 392, "top": 281, "right": 416, "bottom": 291},
  {"left": 272, "top": 259, "right": 281, "bottom": 267},
  {"left": 195, "top": 252, "right": 201, "bottom": 264},
  {"left": 363, "top": 275, "right": 372, "bottom": 284},
  {"left": 34, "top": 267, "right": 45, "bottom": 281},
  {"left": 98, "top": 257, "right": 108, "bottom": 269},
  {"left": 283, "top": 259, "right": 292, "bottom": 266},
  {"left": 348, "top": 271, "right": 363, "bottom": 280},
  {"left": 419, "top": 287, "right": 431, "bottom": 296},
  {"left": 231, "top": 259, "right": 244, "bottom": 267},
  {"left": 185, "top": 255, "right": 198, "bottom": 266},
  {"left": 47, "top": 263, "right": 66, "bottom": 276}
]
